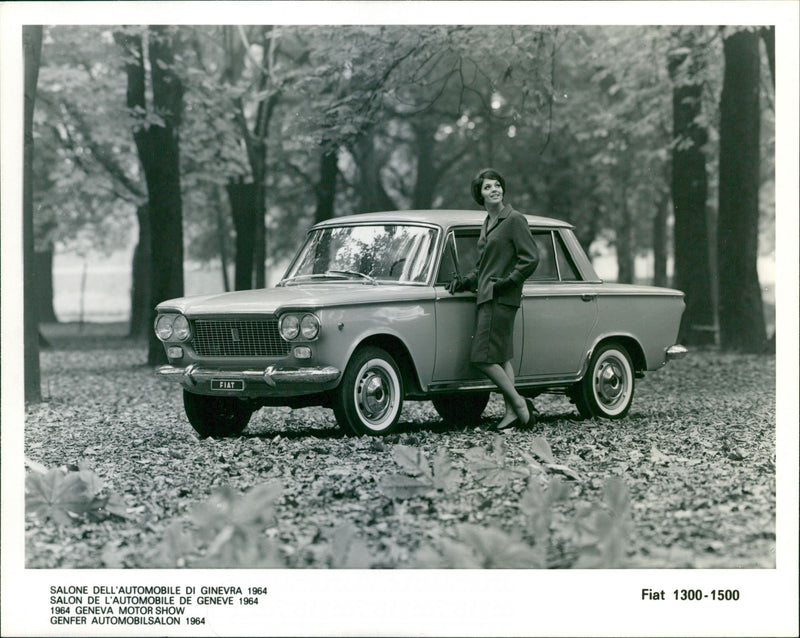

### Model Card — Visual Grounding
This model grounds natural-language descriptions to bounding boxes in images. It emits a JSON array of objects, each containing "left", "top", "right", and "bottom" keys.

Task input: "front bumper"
[{"left": 157, "top": 364, "right": 341, "bottom": 388}]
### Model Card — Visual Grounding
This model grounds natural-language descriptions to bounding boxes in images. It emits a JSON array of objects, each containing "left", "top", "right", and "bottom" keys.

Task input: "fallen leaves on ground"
[{"left": 24, "top": 327, "right": 776, "bottom": 569}]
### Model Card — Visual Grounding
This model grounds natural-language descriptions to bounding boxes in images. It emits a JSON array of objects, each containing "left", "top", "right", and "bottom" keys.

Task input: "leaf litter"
[{"left": 25, "top": 340, "right": 776, "bottom": 569}]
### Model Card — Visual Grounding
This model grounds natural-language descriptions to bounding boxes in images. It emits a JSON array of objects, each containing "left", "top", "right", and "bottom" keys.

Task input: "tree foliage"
[{"left": 32, "top": 24, "right": 775, "bottom": 349}]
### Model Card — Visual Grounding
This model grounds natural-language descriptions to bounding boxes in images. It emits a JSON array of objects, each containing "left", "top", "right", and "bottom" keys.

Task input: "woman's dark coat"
[{"left": 463, "top": 204, "right": 539, "bottom": 307}]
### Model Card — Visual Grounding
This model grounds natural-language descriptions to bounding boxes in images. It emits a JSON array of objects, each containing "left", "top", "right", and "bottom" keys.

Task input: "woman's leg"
[
  {"left": 475, "top": 361, "right": 529, "bottom": 428},
  {"left": 501, "top": 361, "right": 517, "bottom": 422}
]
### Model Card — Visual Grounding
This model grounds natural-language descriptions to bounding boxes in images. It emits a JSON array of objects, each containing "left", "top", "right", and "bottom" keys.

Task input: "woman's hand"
[
  {"left": 492, "top": 277, "right": 514, "bottom": 296},
  {"left": 447, "top": 276, "right": 467, "bottom": 294}
]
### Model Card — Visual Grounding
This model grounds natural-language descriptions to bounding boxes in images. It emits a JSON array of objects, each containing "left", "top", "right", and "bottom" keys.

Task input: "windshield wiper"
[
  {"left": 326, "top": 270, "right": 378, "bottom": 285},
  {"left": 279, "top": 273, "right": 347, "bottom": 286}
]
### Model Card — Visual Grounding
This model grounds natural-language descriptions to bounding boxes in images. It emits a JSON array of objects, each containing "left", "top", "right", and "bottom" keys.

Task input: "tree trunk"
[
  {"left": 129, "top": 204, "right": 151, "bottom": 338},
  {"left": 652, "top": 189, "right": 669, "bottom": 288},
  {"left": 225, "top": 27, "right": 278, "bottom": 290},
  {"left": 615, "top": 190, "right": 634, "bottom": 284},
  {"left": 35, "top": 245, "right": 58, "bottom": 323},
  {"left": 354, "top": 133, "right": 396, "bottom": 213},
  {"left": 669, "top": 43, "right": 716, "bottom": 345},
  {"left": 213, "top": 187, "right": 231, "bottom": 292},
  {"left": 252, "top": 148, "right": 267, "bottom": 289},
  {"left": 412, "top": 121, "right": 437, "bottom": 209},
  {"left": 24, "top": 25, "right": 43, "bottom": 402},
  {"left": 314, "top": 146, "right": 339, "bottom": 224},
  {"left": 226, "top": 180, "right": 258, "bottom": 290},
  {"left": 760, "top": 27, "right": 775, "bottom": 90},
  {"left": 116, "top": 28, "right": 185, "bottom": 365},
  {"left": 717, "top": 30, "right": 765, "bottom": 352}
]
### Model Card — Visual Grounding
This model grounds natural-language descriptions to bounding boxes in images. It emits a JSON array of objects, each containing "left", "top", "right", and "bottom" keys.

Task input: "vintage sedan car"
[{"left": 155, "top": 210, "right": 687, "bottom": 437}]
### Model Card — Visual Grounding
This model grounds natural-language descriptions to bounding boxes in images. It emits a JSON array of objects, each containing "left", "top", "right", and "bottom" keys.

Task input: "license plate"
[{"left": 211, "top": 379, "right": 244, "bottom": 391}]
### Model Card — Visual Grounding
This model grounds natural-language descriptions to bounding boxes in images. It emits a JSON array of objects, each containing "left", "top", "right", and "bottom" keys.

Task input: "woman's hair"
[{"left": 471, "top": 168, "right": 506, "bottom": 205}]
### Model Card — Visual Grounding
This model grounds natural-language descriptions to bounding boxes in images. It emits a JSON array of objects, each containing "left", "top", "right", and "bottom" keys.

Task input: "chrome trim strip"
[
  {"left": 264, "top": 365, "right": 340, "bottom": 385},
  {"left": 156, "top": 365, "right": 341, "bottom": 386},
  {"left": 428, "top": 375, "right": 583, "bottom": 393}
]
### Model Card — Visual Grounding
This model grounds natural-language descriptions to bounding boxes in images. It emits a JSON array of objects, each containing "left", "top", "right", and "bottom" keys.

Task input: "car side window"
[
  {"left": 436, "top": 230, "right": 481, "bottom": 284},
  {"left": 528, "top": 231, "right": 558, "bottom": 281},
  {"left": 438, "top": 227, "right": 583, "bottom": 284},
  {"left": 554, "top": 232, "right": 581, "bottom": 281},
  {"left": 435, "top": 234, "right": 457, "bottom": 284}
]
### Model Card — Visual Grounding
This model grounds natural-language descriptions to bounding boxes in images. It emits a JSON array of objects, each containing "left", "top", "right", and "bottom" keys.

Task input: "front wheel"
[
  {"left": 571, "top": 343, "right": 635, "bottom": 419},
  {"left": 183, "top": 390, "right": 253, "bottom": 437},
  {"left": 332, "top": 346, "right": 403, "bottom": 436}
]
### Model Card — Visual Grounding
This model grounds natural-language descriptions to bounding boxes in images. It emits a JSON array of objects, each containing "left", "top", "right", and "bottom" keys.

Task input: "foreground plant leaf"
[
  {"left": 379, "top": 446, "right": 458, "bottom": 498},
  {"left": 378, "top": 474, "right": 434, "bottom": 499},
  {"left": 190, "top": 483, "right": 285, "bottom": 568},
  {"left": 193, "top": 482, "right": 281, "bottom": 534},
  {"left": 572, "top": 478, "right": 632, "bottom": 568},
  {"left": 157, "top": 521, "right": 194, "bottom": 568},
  {"left": 330, "top": 523, "right": 373, "bottom": 568},
  {"left": 431, "top": 447, "right": 460, "bottom": 492},
  {"left": 26, "top": 466, "right": 126, "bottom": 525},
  {"left": 456, "top": 524, "right": 543, "bottom": 568},
  {"left": 463, "top": 446, "right": 528, "bottom": 486},
  {"left": 391, "top": 444, "right": 433, "bottom": 479},
  {"left": 529, "top": 436, "right": 556, "bottom": 464},
  {"left": 26, "top": 469, "right": 90, "bottom": 525}
]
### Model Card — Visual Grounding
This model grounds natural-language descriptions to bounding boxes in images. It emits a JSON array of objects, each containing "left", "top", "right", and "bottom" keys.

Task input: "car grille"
[{"left": 190, "top": 319, "right": 289, "bottom": 357}]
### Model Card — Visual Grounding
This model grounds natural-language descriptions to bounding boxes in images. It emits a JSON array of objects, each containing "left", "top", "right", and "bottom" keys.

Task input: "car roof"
[{"left": 312, "top": 209, "right": 574, "bottom": 230}]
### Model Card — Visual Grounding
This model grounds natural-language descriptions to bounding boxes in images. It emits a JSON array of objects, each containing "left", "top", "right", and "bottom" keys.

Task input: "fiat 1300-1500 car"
[{"left": 155, "top": 210, "right": 687, "bottom": 437}]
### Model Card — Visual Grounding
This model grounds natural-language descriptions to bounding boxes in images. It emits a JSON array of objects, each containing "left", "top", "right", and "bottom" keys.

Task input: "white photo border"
[{"left": 2, "top": 2, "right": 797, "bottom": 636}]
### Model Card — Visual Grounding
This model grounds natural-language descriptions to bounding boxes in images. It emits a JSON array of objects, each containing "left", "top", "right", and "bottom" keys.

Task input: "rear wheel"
[
  {"left": 571, "top": 343, "right": 635, "bottom": 419},
  {"left": 431, "top": 392, "right": 490, "bottom": 426},
  {"left": 332, "top": 346, "right": 403, "bottom": 436},
  {"left": 183, "top": 390, "right": 253, "bottom": 437}
]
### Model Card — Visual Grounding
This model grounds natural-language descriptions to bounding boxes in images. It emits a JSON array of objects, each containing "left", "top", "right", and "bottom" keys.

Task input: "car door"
[
  {"left": 432, "top": 228, "right": 523, "bottom": 382},
  {"left": 518, "top": 229, "right": 598, "bottom": 379}
]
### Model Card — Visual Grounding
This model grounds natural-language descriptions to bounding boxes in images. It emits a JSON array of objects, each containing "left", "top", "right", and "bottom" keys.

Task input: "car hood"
[{"left": 156, "top": 284, "right": 434, "bottom": 316}]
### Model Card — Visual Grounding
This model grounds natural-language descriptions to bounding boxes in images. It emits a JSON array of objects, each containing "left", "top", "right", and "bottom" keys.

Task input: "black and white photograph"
[{"left": 2, "top": 1, "right": 798, "bottom": 636}]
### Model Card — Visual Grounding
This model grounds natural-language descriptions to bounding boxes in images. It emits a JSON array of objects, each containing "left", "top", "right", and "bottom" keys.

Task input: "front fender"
[{"left": 314, "top": 300, "right": 436, "bottom": 390}]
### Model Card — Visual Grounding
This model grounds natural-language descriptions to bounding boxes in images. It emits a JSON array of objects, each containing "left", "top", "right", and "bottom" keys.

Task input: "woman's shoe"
[
  {"left": 518, "top": 398, "right": 537, "bottom": 429},
  {"left": 494, "top": 420, "right": 518, "bottom": 432},
  {"left": 490, "top": 417, "right": 517, "bottom": 432},
  {"left": 492, "top": 399, "right": 539, "bottom": 432}
]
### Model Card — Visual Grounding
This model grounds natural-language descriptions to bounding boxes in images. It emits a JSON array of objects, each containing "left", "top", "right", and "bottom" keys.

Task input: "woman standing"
[{"left": 447, "top": 168, "right": 539, "bottom": 430}]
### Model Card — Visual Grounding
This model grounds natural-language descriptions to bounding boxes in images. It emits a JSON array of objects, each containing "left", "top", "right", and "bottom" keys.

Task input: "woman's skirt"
[{"left": 469, "top": 300, "right": 518, "bottom": 364}]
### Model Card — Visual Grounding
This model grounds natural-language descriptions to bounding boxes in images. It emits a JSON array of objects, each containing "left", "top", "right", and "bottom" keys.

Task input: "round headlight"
[
  {"left": 300, "top": 314, "right": 320, "bottom": 339},
  {"left": 173, "top": 315, "right": 191, "bottom": 341},
  {"left": 280, "top": 314, "right": 300, "bottom": 340},
  {"left": 155, "top": 315, "right": 175, "bottom": 341}
]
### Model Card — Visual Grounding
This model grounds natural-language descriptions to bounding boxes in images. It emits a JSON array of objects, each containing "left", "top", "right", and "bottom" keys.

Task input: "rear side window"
[
  {"left": 527, "top": 229, "right": 582, "bottom": 282},
  {"left": 554, "top": 232, "right": 580, "bottom": 281},
  {"left": 454, "top": 230, "right": 481, "bottom": 275},
  {"left": 528, "top": 231, "right": 558, "bottom": 281}
]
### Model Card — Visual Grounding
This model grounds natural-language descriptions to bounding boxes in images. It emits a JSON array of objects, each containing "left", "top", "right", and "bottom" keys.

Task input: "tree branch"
[{"left": 44, "top": 92, "right": 146, "bottom": 201}]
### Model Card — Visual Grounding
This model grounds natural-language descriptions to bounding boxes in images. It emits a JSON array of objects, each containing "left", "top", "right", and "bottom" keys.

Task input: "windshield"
[{"left": 283, "top": 224, "right": 437, "bottom": 285}]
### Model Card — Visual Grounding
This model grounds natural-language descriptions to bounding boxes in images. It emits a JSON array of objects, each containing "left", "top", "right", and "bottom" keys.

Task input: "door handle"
[{"left": 581, "top": 293, "right": 596, "bottom": 302}]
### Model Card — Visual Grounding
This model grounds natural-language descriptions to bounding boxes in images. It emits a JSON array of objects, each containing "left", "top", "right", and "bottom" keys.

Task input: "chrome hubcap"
[
  {"left": 595, "top": 358, "right": 626, "bottom": 407},
  {"left": 357, "top": 366, "right": 392, "bottom": 423}
]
